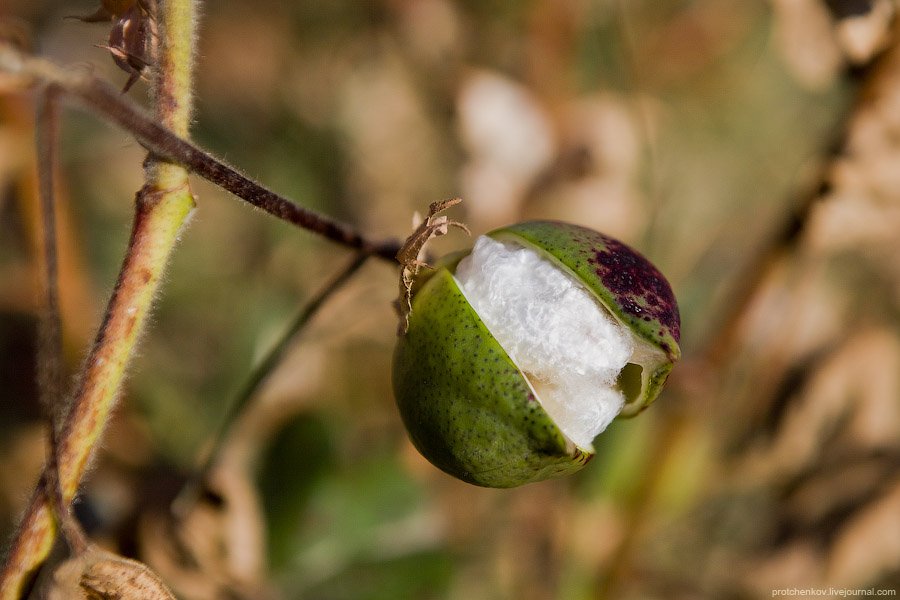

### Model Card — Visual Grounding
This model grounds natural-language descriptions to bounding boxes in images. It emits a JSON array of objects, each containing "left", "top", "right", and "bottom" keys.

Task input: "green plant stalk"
[
  {"left": 149, "top": 0, "right": 195, "bottom": 187},
  {"left": 0, "top": 1, "right": 198, "bottom": 597},
  {"left": 0, "top": 187, "right": 194, "bottom": 600}
]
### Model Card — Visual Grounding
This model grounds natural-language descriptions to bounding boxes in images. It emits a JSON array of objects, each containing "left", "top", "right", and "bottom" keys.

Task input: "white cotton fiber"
[{"left": 454, "top": 236, "right": 634, "bottom": 448}]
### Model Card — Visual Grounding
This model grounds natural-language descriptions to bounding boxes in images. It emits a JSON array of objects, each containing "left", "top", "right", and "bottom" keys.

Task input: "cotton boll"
[
  {"left": 393, "top": 220, "right": 680, "bottom": 487},
  {"left": 455, "top": 236, "right": 634, "bottom": 447}
]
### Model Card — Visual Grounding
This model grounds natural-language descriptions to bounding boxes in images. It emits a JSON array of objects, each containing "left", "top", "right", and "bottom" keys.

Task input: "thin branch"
[
  {"left": 0, "top": 43, "right": 402, "bottom": 262},
  {"left": 35, "top": 84, "right": 89, "bottom": 557},
  {"left": 174, "top": 252, "right": 370, "bottom": 517}
]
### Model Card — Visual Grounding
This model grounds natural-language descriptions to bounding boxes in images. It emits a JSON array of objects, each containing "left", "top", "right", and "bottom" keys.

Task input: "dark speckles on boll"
[{"left": 591, "top": 237, "right": 681, "bottom": 342}]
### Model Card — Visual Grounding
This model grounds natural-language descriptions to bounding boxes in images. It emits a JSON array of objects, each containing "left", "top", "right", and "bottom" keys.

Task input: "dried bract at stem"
[
  {"left": 102, "top": 4, "right": 155, "bottom": 93},
  {"left": 72, "top": 0, "right": 156, "bottom": 92},
  {"left": 396, "top": 197, "right": 469, "bottom": 334}
]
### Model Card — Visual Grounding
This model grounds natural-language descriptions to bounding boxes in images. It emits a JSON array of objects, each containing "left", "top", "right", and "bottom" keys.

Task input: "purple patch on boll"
[{"left": 591, "top": 238, "right": 681, "bottom": 342}]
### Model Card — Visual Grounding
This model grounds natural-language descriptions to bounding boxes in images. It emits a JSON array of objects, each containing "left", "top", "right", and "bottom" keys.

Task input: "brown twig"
[
  {"left": 0, "top": 43, "right": 402, "bottom": 262},
  {"left": 35, "top": 84, "right": 90, "bottom": 558},
  {"left": 174, "top": 252, "right": 371, "bottom": 518}
]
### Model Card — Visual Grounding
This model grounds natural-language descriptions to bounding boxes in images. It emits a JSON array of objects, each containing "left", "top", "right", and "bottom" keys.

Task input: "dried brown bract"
[
  {"left": 104, "top": 4, "right": 154, "bottom": 92},
  {"left": 396, "top": 198, "right": 469, "bottom": 335},
  {"left": 72, "top": 0, "right": 156, "bottom": 92}
]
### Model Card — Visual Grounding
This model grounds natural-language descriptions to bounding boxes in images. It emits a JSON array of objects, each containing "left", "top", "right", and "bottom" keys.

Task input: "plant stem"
[
  {"left": 0, "top": 43, "right": 403, "bottom": 262},
  {"left": 35, "top": 84, "right": 90, "bottom": 557},
  {"left": 0, "top": 0, "right": 200, "bottom": 595},
  {"left": 0, "top": 188, "right": 196, "bottom": 600},
  {"left": 0, "top": 12, "right": 403, "bottom": 592}
]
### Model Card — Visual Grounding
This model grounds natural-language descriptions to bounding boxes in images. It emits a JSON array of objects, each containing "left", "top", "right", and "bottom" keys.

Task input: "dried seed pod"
[
  {"left": 393, "top": 221, "right": 680, "bottom": 487},
  {"left": 48, "top": 549, "right": 175, "bottom": 600},
  {"left": 73, "top": 0, "right": 153, "bottom": 91}
]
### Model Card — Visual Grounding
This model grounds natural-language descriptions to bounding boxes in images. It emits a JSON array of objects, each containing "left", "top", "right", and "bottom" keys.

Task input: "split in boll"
[{"left": 455, "top": 236, "right": 633, "bottom": 449}]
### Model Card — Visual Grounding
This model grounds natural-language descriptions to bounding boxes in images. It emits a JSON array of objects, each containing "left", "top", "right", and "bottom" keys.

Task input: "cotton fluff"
[{"left": 454, "top": 236, "right": 634, "bottom": 448}]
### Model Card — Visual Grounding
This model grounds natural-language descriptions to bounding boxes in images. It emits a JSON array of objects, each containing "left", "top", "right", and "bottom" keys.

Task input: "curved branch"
[{"left": 0, "top": 44, "right": 402, "bottom": 262}]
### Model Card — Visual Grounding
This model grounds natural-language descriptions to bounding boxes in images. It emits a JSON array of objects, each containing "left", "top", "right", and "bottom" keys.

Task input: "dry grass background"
[{"left": 0, "top": 0, "right": 899, "bottom": 598}]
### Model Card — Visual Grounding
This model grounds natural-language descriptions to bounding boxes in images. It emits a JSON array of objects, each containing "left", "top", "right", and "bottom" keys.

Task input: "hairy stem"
[
  {"left": 0, "top": 185, "right": 195, "bottom": 600},
  {"left": 0, "top": 1, "right": 199, "bottom": 595},
  {"left": 36, "top": 85, "right": 90, "bottom": 557},
  {"left": 0, "top": 44, "right": 402, "bottom": 262}
]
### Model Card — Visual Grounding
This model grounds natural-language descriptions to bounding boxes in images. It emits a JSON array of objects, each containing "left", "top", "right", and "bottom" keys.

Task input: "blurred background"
[{"left": 1, "top": 0, "right": 899, "bottom": 598}]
